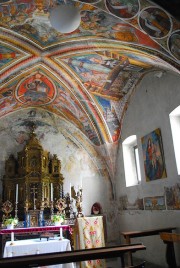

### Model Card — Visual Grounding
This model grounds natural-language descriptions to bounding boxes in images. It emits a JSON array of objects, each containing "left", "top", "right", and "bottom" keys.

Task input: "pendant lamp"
[{"left": 49, "top": 4, "right": 81, "bottom": 33}]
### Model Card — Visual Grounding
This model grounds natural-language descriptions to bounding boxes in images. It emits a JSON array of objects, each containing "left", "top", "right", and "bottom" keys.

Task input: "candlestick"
[
  {"left": 15, "top": 184, "right": 18, "bottom": 203},
  {"left": 42, "top": 184, "right": 44, "bottom": 201},
  {"left": 60, "top": 227, "right": 63, "bottom": 239},
  {"left": 70, "top": 183, "right": 71, "bottom": 199},
  {"left": 51, "top": 183, "right": 53, "bottom": 201},
  {"left": 11, "top": 232, "right": 14, "bottom": 243}
]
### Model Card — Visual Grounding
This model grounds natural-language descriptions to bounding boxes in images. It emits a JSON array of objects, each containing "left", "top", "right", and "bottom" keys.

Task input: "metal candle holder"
[
  {"left": 15, "top": 202, "right": 18, "bottom": 219},
  {"left": 76, "top": 188, "right": 83, "bottom": 217}
]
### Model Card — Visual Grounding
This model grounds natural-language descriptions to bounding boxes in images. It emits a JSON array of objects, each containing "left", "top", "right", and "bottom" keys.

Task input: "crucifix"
[{"left": 31, "top": 185, "right": 38, "bottom": 210}]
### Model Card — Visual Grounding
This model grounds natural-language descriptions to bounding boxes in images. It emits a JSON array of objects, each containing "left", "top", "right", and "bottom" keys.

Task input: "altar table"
[
  {"left": 3, "top": 237, "right": 74, "bottom": 268},
  {"left": 0, "top": 225, "right": 72, "bottom": 258},
  {"left": 0, "top": 225, "right": 70, "bottom": 235}
]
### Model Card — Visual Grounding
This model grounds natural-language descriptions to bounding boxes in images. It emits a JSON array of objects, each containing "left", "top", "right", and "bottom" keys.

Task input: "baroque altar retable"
[{"left": 2, "top": 126, "right": 64, "bottom": 226}]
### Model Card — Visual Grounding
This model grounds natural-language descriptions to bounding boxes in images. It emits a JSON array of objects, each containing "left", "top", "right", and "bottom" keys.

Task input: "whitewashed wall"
[{"left": 115, "top": 70, "right": 180, "bottom": 266}]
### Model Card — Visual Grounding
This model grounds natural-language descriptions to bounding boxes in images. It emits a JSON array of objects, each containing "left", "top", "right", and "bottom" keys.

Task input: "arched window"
[
  {"left": 122, "top": 135, "right": 141, "bottom": 187},
  {"left": 169, "top": 105, "right": 180, "bottom": 175}
]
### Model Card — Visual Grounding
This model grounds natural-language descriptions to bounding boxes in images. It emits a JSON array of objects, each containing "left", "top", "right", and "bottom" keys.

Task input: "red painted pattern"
[{"left": 0, "top": 225, "right": 70, "bottom": 234}]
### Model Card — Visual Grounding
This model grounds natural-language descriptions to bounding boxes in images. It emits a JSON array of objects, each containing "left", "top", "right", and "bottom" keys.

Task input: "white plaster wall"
[{"left": 116, "top": 70, "right": 180, "bottom": 266}]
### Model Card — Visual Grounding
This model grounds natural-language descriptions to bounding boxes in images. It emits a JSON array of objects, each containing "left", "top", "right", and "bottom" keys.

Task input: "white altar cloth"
[{"left": 3, "top": 237, "right": 74, "bottom": 268}]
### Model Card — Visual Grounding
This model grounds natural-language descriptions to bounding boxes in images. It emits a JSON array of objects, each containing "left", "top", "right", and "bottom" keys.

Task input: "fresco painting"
[
  {"left": 77, "top": 0, "right": 100, "bottom": 3},
  {"left": 63, "top": 52, "right": 143, "bottom": 101},
  {"left": 0, "top": 0, "right": 178, "bottom": 62},
  {"left": 106, "top": 0, "right": 139, "bottom": 19},
  {"left": 0, "top": 0, "right": 179, "bottom": 154},
  {"left": 119, "top": 195, "right": 144, "bottom": 210},
  {"left": 139, "top": 7, "right": 172, "bottom": 39},
  {"left": 94, "top": 96, "right": 120, "bottom": 141},
  {"left": 0, "top": 85, "right": 18, "bottom": 117},
  {"left": 0, "top": 45, "right": 20, "bottom": 69},
  {"left": 0, "top": 2, "right": 160, "bottom": 50},
  {"left": 54, "top": 85, "right": 86, "bottom": 121},
  {"left": 144, "top": 196, "right": 166, "bottom": 210},
  {"left": 52, "top": 84, "right": 101, "bottom": 145},
  {"left": 0, "top": 0, "right": 179, "bottom": 206},
  {"left": 168, "top": 30, "right": 180, "bottom": 60},
  {"left": 165, "top": 184, "right": 180, "bottom": 210},
  {"left": 16, "top": 72, "right": 57, "bottom": 105},
  {"left": 119, "top": 191, "right": 180, "bottom": 211},
  {"left": 141, "top": 128, "right": 167, "bottom": 182},
  {"left": 0, "top": 0, "right": 12, "bottom": 3}
]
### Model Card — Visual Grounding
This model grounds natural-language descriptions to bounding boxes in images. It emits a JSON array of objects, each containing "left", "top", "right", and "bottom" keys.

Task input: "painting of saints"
[
  {"left": 106, "top": 0, "right": 139, "bottom": 19},
  {"left": 139, "top": 7, "right": 171, "bottom": 39},
  {"left": 141, "top": 128, "right": 167, "bottom": 181},
  {"left": 168, "top": 31, "right": 180, "bottom": 61}
]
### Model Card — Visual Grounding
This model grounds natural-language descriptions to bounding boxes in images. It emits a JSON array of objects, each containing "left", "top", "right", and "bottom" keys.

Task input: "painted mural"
[
  {"left": 144, "top": 196, "right": 166, "bottom": 210},
  {"left": 0, "top": 45, "right": 21, "bottom": 69},
  {"left": 1, "top": 73, "right": 102, "bottom": 146},
  {"left": 165, "top": 184, "right": 180, "bottom": 210},
  {"left": 0, "top": 1, "right": 162, "bottom": 49},
  {"left": 62, "top": 53, "right": 135, "bottom": 100},
  {"left": 0, "top": 0, "right": 179, "bottom": 181},
  {"left": 141, "top": 128, "right": 167, "bottom": 182},
  {"left": 168, "top": 30, "right": 180, "bottom": 60},
  {"left": 119, "top": 186, "right": 180, "bottom": 211},
  {"left": 0, "top": 0, "right": 179, "bottom": 241},
  {"left": 139, "top": 7, "right": 172, "bottom": 39},
  {"left": 62, "top": 51, "right": 145, "bottom": 142},
  {"left": 16, "top": 72, "right": 57, "bottom": 105},
  {"left": 106, "top": 0, "right": 139, "bottom": 19},
  {"left": 119, "top": 195, "right": 144, "bottom": 210}
]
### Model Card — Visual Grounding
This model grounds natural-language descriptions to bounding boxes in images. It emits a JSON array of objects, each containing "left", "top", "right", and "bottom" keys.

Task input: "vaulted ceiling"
[{"left": 0, "top": 0, "right": 179, "bottom": 179}]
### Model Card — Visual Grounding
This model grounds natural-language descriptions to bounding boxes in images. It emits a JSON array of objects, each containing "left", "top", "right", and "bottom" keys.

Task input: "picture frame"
[{"left": 141, "top": 128, "right": 167, "bottom": 181}]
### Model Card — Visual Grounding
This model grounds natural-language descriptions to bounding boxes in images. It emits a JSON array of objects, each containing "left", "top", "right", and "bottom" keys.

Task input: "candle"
[
  {"left": 60, "top": 227, "right": 63, "bottom": 238},
  {"left": 70, "top": 183, "right": 71, "bottom": 199},
  {"left": 15, "top": 184, "right": 18, "bottom": 203},
  {"left": 42, "top": 185, "right": 44, "bottom": 201},
  {"left": 51, "top": 183, "right": 53, "bottom": 201},
  {"left": 11, "top": 232, "right": 14, "bottom": 242}
]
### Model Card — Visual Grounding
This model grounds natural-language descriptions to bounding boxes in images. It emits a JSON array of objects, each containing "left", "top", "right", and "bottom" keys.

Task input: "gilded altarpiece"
[{"left": 2, "top": 129, "right": 64, "bottom": 225}]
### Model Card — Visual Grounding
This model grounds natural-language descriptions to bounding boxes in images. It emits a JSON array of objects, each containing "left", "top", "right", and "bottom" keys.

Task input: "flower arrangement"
[
  {"left": 52, "top": 214, "right": 64, "bottom": 224},
  {"left": 4, "top": 217, "right": 18, "bottom": 227}
]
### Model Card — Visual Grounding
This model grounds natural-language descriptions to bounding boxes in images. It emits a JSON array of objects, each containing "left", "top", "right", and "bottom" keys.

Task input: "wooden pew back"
[{"left": 160, "top": 232, "right": 180, "bottom": 243}]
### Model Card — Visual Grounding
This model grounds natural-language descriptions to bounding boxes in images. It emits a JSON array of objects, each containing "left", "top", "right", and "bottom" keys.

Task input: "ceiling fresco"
[{"left": 0, "top": 0, "right": 179, "bottom": 179}]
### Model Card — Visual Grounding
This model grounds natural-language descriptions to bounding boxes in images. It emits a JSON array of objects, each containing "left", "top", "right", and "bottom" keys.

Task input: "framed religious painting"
[{"left": 141, "top": 128, "right": 167, "bottom": 182}]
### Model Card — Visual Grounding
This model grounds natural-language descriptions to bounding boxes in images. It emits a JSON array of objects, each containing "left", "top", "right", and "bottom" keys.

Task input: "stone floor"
[
  {"left": 106, "top": 257, "right": 170, "bottom": 268},
  {"left": 76, "top": 258, "right": 179, "bottom": 268}
]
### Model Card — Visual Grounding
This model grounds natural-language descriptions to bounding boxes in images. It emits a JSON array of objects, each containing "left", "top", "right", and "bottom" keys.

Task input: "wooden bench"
[
  {"left": 160, "top": 232, "right": 180, "bottom": 268},
  {"left": 121, "top": 227, "right": 176, "bottom": 266},
  {"left": 0, "top": 243, "right": 146, "bottom": 268}
]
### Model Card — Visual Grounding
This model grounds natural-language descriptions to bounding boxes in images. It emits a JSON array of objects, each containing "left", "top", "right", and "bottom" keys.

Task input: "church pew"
[
  {"left": 0, "top": 243, "right": 146, "bottom": 268},
  {"left": 160, "top": 232, "right": 180, "bottom": 268}
]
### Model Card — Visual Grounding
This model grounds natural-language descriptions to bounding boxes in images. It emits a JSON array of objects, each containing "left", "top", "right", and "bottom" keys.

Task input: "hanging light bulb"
[{"left": 49, "top": 4, "right": 81, "bottom": 34}]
